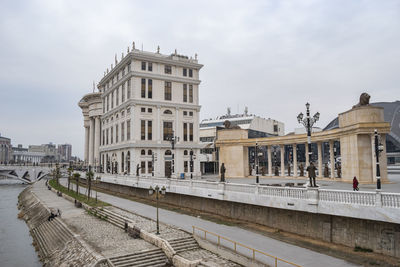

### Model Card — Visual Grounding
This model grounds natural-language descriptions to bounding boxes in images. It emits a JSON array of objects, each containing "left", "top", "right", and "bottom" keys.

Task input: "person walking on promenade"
[
  {"left": 306, "top": 162, "right": 317, "bottom": 187},
  {"left": 353, "top": 176, "right": 359, "bottom": 191}
]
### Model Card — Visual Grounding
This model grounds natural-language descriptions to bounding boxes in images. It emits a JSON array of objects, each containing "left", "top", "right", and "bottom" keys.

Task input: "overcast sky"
[{"left": 1, "top": 0, "right": 399, "bottom": 158}]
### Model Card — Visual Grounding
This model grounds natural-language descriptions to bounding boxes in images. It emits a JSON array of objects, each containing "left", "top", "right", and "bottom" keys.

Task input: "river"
[{"left": 0, "top": 181, "right": 41, "bottom": 267}]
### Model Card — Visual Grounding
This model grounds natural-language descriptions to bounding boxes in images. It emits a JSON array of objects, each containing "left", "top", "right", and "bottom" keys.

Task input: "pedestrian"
[
  {"left": 220, "top": 163, "right": 226, "bottom": 182},
  {"left": 353, "top": 176, "right": 359, "bottom": 191},
  {"left": 306, "top": 162, "right": 317, "bottom": 187}
]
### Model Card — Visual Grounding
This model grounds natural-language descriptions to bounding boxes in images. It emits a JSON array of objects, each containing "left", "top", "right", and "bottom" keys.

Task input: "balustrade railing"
[
  {"left": 382, "top": 193, "right": 400, "bottom": 208},
  {"left": 319, "top": 190, "right": 376, "bottom": 206},
  {"left": 258, "top": 186, "right": 307, "bottom": 199}
]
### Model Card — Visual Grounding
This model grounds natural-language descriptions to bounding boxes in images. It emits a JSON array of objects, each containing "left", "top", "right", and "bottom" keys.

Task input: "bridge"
[{"left": 0, "top": 166, "right": 51, "bottom": 183}]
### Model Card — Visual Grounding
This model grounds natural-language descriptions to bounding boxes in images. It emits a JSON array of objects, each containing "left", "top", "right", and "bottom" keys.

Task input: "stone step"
[
  {"left": 114, "top": 254, "right": 167, "bottom": 267},
  {"left": 169, "top": 239, "right": 198, "bottom": 246},
  {"left": 101, "top": 208, "right": 131, "bottom": 222},
  {"left": 32, "top": 228, "right": 50, "bottom": 257},
  {"left": 52, "top": 219, "right": 73, "bottom": 243},
  {"left": 94, "top": 209, "right": 126, "bottom": 228},
  {"left": 168, "top": 236, "right": 194, "bottom": 244},
  {"left": 36, "top": 224, "right": 54, "bottom": 256},
  {"left": 110, "top": 249, "right": 163, "bottom": 262}
]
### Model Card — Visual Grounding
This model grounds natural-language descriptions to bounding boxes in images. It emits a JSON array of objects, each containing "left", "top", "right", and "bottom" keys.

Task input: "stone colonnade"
[{"left": 84, "top": 116, "right": 101, "bottom": 167}]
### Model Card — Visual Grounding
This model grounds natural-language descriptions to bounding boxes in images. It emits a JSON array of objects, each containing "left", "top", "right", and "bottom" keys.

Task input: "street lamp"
[
  {"left": 374, "top": 129, "right": 384, "bottom": 190},
  {"left": 168, "top": 131, "right": 179, "bottom": 178},
  {"left": 297, "top": 102, "right": 320, "bottom": 183},
  {"left": 255, "top": 142, "right": 262, "bottom": 183},
  {"left": 151, "top": 152, "right": 157, "bottom": 177},
  {"left": 148, "top": 185, "right": 166, "bottom": 235},
  {"left": 190, "top": 149, "right": 196, "bottom": 179}
]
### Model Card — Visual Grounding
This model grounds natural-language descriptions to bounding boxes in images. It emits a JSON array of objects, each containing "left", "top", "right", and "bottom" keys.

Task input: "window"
[
  {"left": 122, "top": 67, "right": 125, "bottom": 76},
  {"left": 165, "top": 65, "right": 172, "bottom": 74},
  {"left": 163, "top": 121, "right": 173, "bottom": 141},
  {"left": 141, "top": 120, "right": 145, "bottom": 140},
  {"left": 141, "top": 79, "right": 146, "bottom": 98},
  {"left": 141, "top": 161, "right": 145, "bottom": 174},
  {"left": 127, "top": 108, "right": 130, "bottom": 114},
  {"left": 163, "top": 109, "right": 172, "bottom": 115},
  {"left": 116, "top": 88, "right": 119, "bottom": 105},
  {"left": 102, "top": 130, "right": 105, "bottom": 145},
  {"left": 106, "top": 129, "right": 109, "bottom": 145},
  {"left": 184, "top": 161, "right": 188, "bottom": 172},
  {"left": 184, "top": 150, "right": 188, "bottom": 155},
  {"left": 148, "top": 79, "right": 152, "bottom": 99},
  {"left": 103, "top": 100, "right": 105, "bottom": 113},
  {"left": 189, "top": 69, "right": 193, "bottom": 77},
  {"left": 141, "top": 107, "right": 146, "bottom": 113},
  {"left": 111, "top": 126, "right": 113, "bottom": 144},
  {"left": 148, "top": 108, "right": 152, "bottom": 113},
  {"left": 165, "top": 150, "right": 172, "bottom": 155},
  {"left": 189, "top": 123, "right": 193, "bottom": 141},
  {"left": 121, "top": 122, "right": 125, "bottom": 141},
  {"left": 164, "top": 82, "right": 171, "bottom": 100},
  {"left": 183, "top": 123, "right": 188, "bottom": 141},
  {"left": 122, "top": 83, "right": 125, "bottom": 102},
  {"left": 189, "top": 111, "right": 193, "bottom": 117},
  {"left": 107, "top": 95, "right": 109, "bottom": 111},
  {"left": 141, "top": 61, "right": 146, "bottom": 70},
  {"left": 183, "top": 68, "right": 187, "bottom": 77},
  {"left": 111, "top": 91, "right": 114, "bottom": 109},
  {"left": 127, "top": 63, "right": 131, "bottom": 72},
  {"left": 141, "top": 149, "right": 146, "bottom": 155},
  {"left": 127, "top": 120, "right": 131, "bottom": 140},
  {"left": 183, "top": 111, "right": 187, "bottom": 116},
  {"left": 148, "top": 121, "right": 152, "bottom": 140},
  {"left": 274, "top": 125, "right": 278, "bottom": 132},
  {"left": 148, "top": 62, "right": 152, "bottom": 71},
  {"left": 127, "top": 80, "right": 131, "bottom": 99},
  {"left": 148, "top": 161, "right": 152, "bottom": 174},
  {"left": 183, "top": 84, "right": 187, "bottom": 102},
  {"left": 148, "top": 150, "right": 152, "bottom": 155},
  {"left": 116, "top": 124, "right": 119, "bottom": 143},
  {"left": 189, "top": 84, "right": 193, "bottom": 103}
]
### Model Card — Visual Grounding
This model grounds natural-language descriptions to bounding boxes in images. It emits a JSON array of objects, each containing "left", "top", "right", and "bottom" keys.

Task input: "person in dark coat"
[
  {"left": 306, "top": 162, "right": 317, "bottom": 187},
  {"left": 353, "top": 176, "right": 359, "bottom": 191},
  {"left": 220, "top": 163, "right": 226, "bottom": 182}
]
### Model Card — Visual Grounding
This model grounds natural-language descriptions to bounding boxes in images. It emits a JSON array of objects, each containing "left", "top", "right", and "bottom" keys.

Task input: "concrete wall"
[{"left": 95, "top": 180, "right": 400, "bottom": 258}]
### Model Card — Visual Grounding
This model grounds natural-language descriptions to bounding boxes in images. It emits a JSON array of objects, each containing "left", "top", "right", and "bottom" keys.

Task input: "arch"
[
  {"left": 163, "top": 109, "right": 172, "bottom": 115},
  {"left": 165, "top": 150, "right": 172, "bottom": 156},
  {"left": 184, "top": 150, "right": 188, "bottom": 156},
  {"left": 127, "top": 151, "right": 131, "bottom": 174},
  {"left": 148, "top": 149, "right": 152, "bottom": 155},
  {"left": 141, "top": 149, "right": 146, "bottom": 155},
  {"left": 121, "top": 152, "right": 125, "bottom": 173}
]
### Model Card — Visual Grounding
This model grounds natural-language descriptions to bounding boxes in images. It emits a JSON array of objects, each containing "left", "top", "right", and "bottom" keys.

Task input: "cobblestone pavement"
[
  {"left": 180, "top": 249, "right": 241, "bottom": 266},
  {"left": 199, "top": 173, "right": 400, "bottom": 192}
]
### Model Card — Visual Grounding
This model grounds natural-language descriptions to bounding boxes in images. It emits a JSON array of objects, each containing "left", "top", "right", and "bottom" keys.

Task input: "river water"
[{"left": 0, "top": 181, "right": 41, "bottom": 267}]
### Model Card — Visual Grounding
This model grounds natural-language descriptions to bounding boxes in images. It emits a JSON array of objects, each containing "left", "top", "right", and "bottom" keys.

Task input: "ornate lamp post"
[
  {"left": 148, "top": 185, "right": 166, "bottom": 235},
  {"left": 374, "top": 130, "right": 384, "bottom": 190},
  {"left": 255, "top": 142, "right": 263, "bottom": 183},
  {"left": 168, "top": 131, "right": 179, "bottom": 178},
  {"left": 297, "top": 102, "right": 320, "bottom": 178},
  {"left": 190, "top": 149, "right": 196, "bottom": 179},
  {"left": 151, "top": 152, "right": 157, "bottom": 177}
]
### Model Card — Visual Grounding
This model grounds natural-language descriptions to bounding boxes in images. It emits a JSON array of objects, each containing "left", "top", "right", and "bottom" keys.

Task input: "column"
[
  {"left": 305, "top": 143, "right": 309, "bottom": 167},
  {"left": 84, "top": 126, "right": 89, "bottom": 164},
  {"left": 280, "top": 145, "right": 285, "bottom": 176},
  {"left": 157, "top": 106, "right": 161, "bottom": 143},
  {"left": 267, "top": 145, "right": 272, "bottom": 176},
  {"left": 329, "top": 140, "right": 335, "bottom": 178},
  {"left": 293, "top": 144, "right": 298, "bottom": 177},
  {"left": 89, "top": 118, "right": 95, "bottom": 166},
  {"left": 94, "top": 116, "right": 101, "bottom": 170},
  {"left": 317, "top": 142, "right": 322, "bottom": 178}
]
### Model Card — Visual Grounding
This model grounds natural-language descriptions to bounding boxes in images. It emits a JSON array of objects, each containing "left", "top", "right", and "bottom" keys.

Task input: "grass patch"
[
  {"left": 354, "top": 246, "right": 373, "bottom": 253},
  {"left": 49, "top": 179, "right": 110, "bottom": 207}
]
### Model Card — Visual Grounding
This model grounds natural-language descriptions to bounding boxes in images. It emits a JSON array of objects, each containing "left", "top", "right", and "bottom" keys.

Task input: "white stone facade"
[{"left": 79, "top": 47, "right": 203, "bottom": 178}]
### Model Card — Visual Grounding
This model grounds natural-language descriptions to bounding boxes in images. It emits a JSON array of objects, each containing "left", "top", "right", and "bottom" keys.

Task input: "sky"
[{"left": 0, "top": 0, "right": 399, "bottom": 158}]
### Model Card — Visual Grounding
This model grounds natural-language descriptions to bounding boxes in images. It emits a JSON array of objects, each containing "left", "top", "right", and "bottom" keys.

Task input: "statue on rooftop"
[
  {"left": 223, "top": 120, "right": 241, "bottom": 129},
  {"left": 352, "top": 93, "right": 370, "bottom": 108}
]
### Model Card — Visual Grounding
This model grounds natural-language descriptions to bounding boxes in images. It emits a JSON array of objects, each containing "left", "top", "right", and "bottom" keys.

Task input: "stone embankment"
[{"left": 18, "top": 179, "right": 249, "bottom": 267}]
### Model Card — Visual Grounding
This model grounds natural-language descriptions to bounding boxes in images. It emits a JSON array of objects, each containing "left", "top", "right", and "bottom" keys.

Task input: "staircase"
[
  {"left": 31, "top": 218, "right": 73, "bottom": 257},
  {"left": 108, "top": 248, "right": 169, "bottom": 267},
  {"left": 168, "top": 236, "right": 200, "bottom": 254},
  {"left": 92, "top": 207, "right": 128, "bottom": 229}
]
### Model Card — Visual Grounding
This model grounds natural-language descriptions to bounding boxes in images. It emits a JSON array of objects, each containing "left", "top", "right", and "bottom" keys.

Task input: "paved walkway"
[
  {"left": 60, "top": 178, "right": 359, "bottom": 267},
  {"left": 198, "top": 173, "right": 400, "bottom": 193}
]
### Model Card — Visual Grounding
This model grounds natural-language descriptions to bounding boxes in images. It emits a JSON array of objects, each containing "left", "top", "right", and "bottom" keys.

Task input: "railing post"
[
  {"left": 204, "top": 231, "right": 206, "bottom": 239},
  {"left": 218, "top": 236, "right": 220, "bottom": 246},
  {"left": 375, "top": 189, "right": 382, "bottom": 207},
  {"left": 275, "top": 257, "right": 278, "bottom": 267},
  {"left": 192, "top": 226, "right": 194, "bottom": 235},
  {"left": 306, "top": 187, "right": 319, "bottom": 212},
  {"left": 253, "top": 249, "right": 255, "bottom": 260},
  {"left": 234, "top": 242, "right": 237, "bottom": 252}
]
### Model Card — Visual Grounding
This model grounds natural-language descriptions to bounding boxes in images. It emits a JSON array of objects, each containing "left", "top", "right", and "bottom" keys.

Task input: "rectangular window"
[
  {"left": 189, "top": 123, "right": 193, "bottom": 141},
  {"left": 148, "top": 79, "right": 152, "bottom": 99},
  {"left": 111, "top": 126, "right": 113, "bottom": 144},
  {"left": 274, "top": 125, "right": 278, "bottom": 132},
  {"left": 183, "top": 123, "right": 188, "bottom": 141},
  {"left": 116, "top": 124, "right": 119, "bottom": 143},
  {"left": 116, "top": 88, "right": 119, "bottom": 106},
  {"left": 184, "top": 161, "right": 188, "bottom": 172},
  {"left": 141, "top": 120, "right": 146, "bottom": 140},
  {"left": 103, "top": 100, "right": 105, "bottom": 113},
  {"left": 111, "top": 91, "right": 114, "bottom": 109},
  {"left": 122, "top": 83, "right": 125, "bottom": 102},
  {"left": 141, "top": 107, "right": 146, "bottom": 113},
  {"left": 148, "top": 62, "right": 152, "bottom": 71},
  {"left": 148, "top": 121, "right": 152, "bottom": 140},
  {"left": 141, "top": 161, "right": 146, "bottom": 174},
  {"left": 122, "top": 67, "right": 125, "bottom": 76},
  {"left": 148, "top": 108, "right": 152, "bottom": 113},
  {"left": 102, "top": 130, "right": 105, "bottom": 145},
  {"left": 121, "top": 122, "right": 125, "bottom": 141},
  {"left": 128, "top": 63, "right": 131, "bottom": 72},
  {"left": 148, "top": 161, "right": 152, "bottom": 174},
  {"left": 141, "top": 62, "right": 146, "bottom": 70},
  {"left": 164, "top": 82, "right": 171, "bottom": 100},
  {"left": 107, "top": 96, "right": 109, "bottom": 111},
  {"left": 183, "top": 111, "right": 187, "bottom": 116},
  {"left": 165, "top": 65, "right": 172, "bottom": 74},
  {"left": 127, "top": 80, "right": 131, "bottom": 99},
  {"left": 141, "top": 79, "right": 146, "bottom": 98},
  {"left": 163, "top": 121, "right": 173, "bottom": 141},
  {"left": 106, "top": 129, "right": 109, "bottom": 145},
  {"left": 189, "top": 111, "right": 193, "bottom": 117},
  {"left": 189, "top": 69, "right": 193, "bottom": 77},
  {"left": 189, "top": 84, "right": 193, "bottom": 103},
  {"left": 127, "top": 120, "right": 131, "bottom": 140},
  {"left": 183, "top": 84, "right": 187, "bottom": 102},
  {"left": 183, "top": 68, "right": 187, "bottom": 77}
]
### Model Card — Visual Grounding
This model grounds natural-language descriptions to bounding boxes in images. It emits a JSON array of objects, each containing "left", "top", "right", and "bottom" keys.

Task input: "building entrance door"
[{"left": 165, "top": 161, "right": 172, "bottom": 178}]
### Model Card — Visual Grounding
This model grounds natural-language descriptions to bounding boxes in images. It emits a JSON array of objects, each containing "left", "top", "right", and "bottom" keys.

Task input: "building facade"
[
  {"left": 79, "top": 45, "right": 203, "bottom": 178},
  {"left": 58, "top": 144, "right": 72, "bottom": 162},
  {"left": 0, "top": 135, "right": 12, "bottom": 164}
]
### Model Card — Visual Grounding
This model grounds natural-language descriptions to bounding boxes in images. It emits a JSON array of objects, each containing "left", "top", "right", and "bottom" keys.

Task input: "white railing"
[
  {"left": 382, "top": 193, "right": 400, "bottom": 208},
  {"left": 225, "top": 183, "right": 255, "bottom": 193},
  {"left": 258, "top": 186, "right": 307, "bottom": 199},
  {"left": 319, "top": 189, "right": 376, "bottom": 206}
]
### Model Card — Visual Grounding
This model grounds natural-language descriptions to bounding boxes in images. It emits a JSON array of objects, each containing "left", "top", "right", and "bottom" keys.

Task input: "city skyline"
[{"left": 1, "top": 0, "right": 399, "bottom": 158}]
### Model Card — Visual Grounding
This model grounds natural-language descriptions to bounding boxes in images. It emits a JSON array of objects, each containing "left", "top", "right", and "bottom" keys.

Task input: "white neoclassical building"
[{"left": 79, "top": 44, "right": 203, "bottom": 178}]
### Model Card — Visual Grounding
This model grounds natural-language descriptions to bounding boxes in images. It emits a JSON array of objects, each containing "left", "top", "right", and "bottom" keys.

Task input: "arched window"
[
  {"left": 163, "top": 109, "right": 172, "bottom": 115},
  {"left": 141, "top": 149, "right": 146, "bottom": 155},
  {"left": 184, "top": 150, "right": 188, "bottom": 156},
  {"left": 148, "top": 150, "right": 152, "bottom": 155},
  {"left": 165, "top": 150, "right": 172, "bottom": 155}
]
